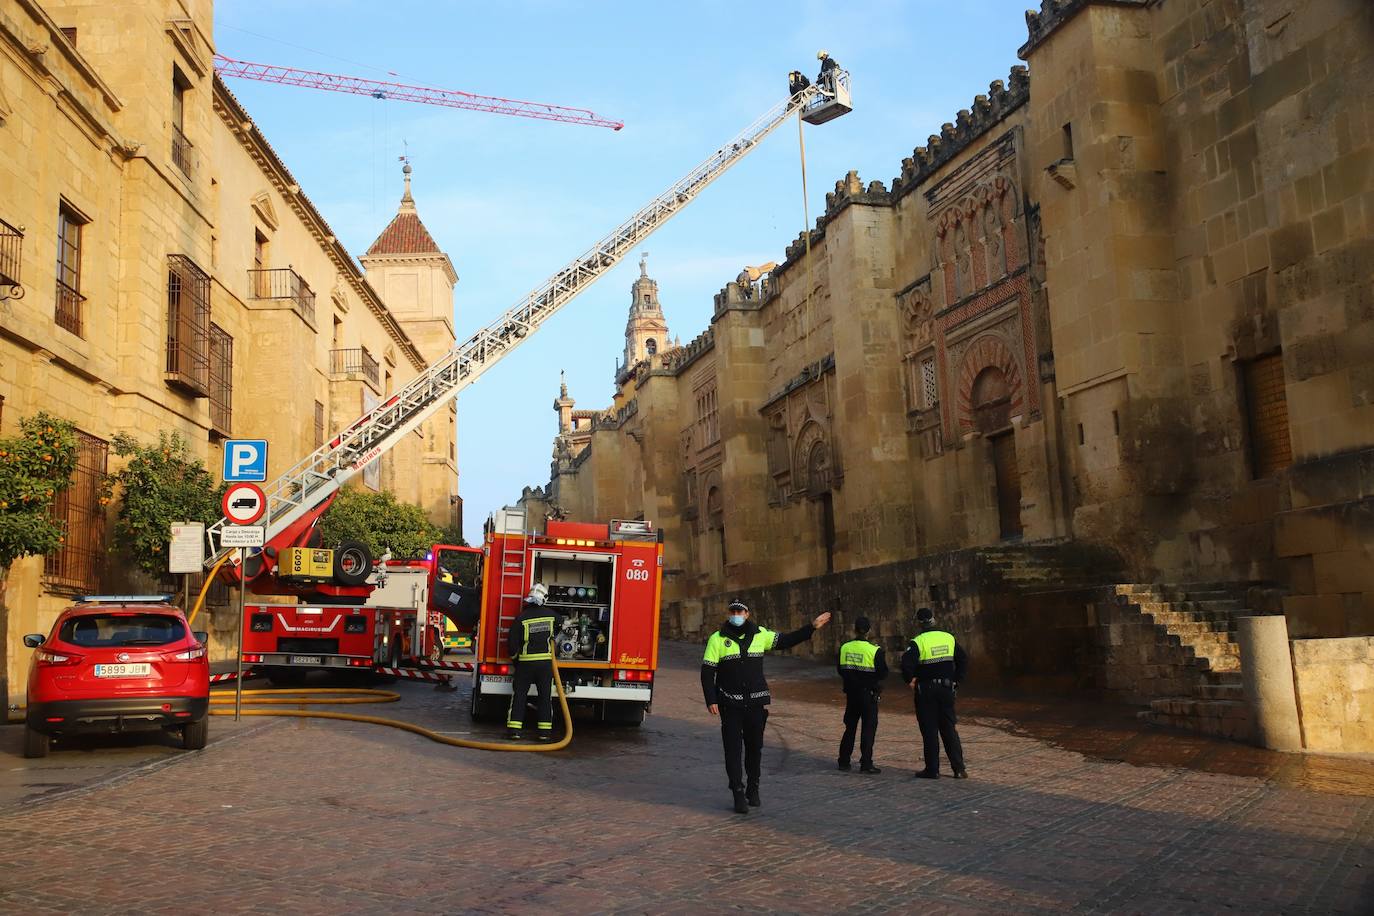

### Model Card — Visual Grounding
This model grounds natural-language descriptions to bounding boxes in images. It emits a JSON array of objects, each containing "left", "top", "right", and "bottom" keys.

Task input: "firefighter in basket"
[{"left": 507, "top": 583, "right": 558, "bottom": 741}]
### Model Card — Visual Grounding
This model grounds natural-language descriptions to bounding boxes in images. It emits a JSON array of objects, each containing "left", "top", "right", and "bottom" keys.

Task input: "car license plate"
[
  {"left": 290, "top": 655, "right": 322, "bottom": 665},
  {"left": 483, "top": 675, "right": 512, "bottom": 684},
  {"left": 94, "top": 663, "right": 150, "bottom": 678}
]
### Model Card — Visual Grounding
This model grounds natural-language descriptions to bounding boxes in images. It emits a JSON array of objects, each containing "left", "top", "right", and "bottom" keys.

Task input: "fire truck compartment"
[{"left": 530, "top": 552, "right": 615, "bottom": 662}]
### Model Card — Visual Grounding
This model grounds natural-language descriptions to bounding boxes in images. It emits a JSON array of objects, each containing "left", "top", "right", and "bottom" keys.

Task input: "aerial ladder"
[{"left": 207, "top": 68, "right": 853, "bottom": 597}]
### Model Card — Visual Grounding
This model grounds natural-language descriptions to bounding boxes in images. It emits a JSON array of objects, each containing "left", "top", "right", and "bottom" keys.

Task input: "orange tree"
[
  {"left": 0, "top": 412, "right": 78, "bottom": 575},
  {"left": 106, "top": 432, "right": 226, "bottom": 580}
]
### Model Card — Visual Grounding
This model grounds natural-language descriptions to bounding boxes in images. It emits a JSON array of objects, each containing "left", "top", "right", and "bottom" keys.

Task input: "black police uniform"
[
  {"left": 836, "top": 635, "right": 888, "bottom": 771},
  {"left": 900, "top": 624, "right": 969, "bottom": 777},
  {"left": 701, "top": 617, "right": 817, "bottom": 809},
  {"left": 507, "top": 600, "right": 560, "bottom": 738}
]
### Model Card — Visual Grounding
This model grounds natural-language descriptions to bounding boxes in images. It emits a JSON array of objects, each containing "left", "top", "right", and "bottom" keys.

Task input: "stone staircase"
[{"left": 1105, "top": 583, "right": 1256, "bottom": 740}]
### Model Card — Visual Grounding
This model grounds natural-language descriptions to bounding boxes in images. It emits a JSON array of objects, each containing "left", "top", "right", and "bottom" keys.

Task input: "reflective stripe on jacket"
[
  {"left": 700, "top": 620, "right": 816, "bottom": 708},
  {"left": 913, "top": 630, "right": 955, "bottom": 665},
  {"left": 837, "top": 638, "right": 888, "bottom": 694}
]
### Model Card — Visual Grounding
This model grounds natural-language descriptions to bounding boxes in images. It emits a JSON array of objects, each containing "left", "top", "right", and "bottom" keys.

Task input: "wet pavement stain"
[{"left": 767, "top": 664, "right": 1374, "bottom": 797}]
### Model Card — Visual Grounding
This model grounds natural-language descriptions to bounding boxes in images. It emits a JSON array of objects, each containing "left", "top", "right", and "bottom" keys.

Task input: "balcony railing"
[
  {"left": 247, "top": 267, "right": 316, "bottom": 325},
  {"left": 330, "top": 348, "right": 380, "bottom": 387},
  {"left": 0, "top": 218, "right": 22, "bottom": 299},
  {"left": 171, "top": 125, "right": 194, "bottom": 178},
  {"left": 55, "top": 278, "right": 85, "bottom": 336}
]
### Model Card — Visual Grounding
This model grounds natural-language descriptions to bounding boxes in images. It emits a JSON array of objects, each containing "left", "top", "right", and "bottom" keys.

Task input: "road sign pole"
[{"left": 235, "top": 547, "right": 245, "bottom": 721}]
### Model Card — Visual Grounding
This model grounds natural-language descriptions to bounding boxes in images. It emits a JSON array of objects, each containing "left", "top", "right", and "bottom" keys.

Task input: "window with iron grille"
[
  {"left": 1242, "top": 353, "right": 1293, "bottom": 478},
  {"left": 55, "top": 202, "right": 86, "bottom": 336},
  {"left": 166, "top": 254, "right": 210, "bottom": 396},
  {"left": 314, "top": 400, "right": 325, "bottom": 448},
  {"left": 0, "top": 217, "right": 22, "bottom": 295},
  {"left": 921, "top": 357, "right": 939, "bottom": 409},
  {"left": 44, "top": 431, "right": 108, "bottom": 594},
  {"left": 209, "top": 322, "right": 232, "bottom": 435}
]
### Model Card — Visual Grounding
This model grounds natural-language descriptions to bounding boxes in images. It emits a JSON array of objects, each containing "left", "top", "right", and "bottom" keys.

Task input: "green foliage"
[
  {"left": 434, "top": 522, "right": 467, "bottom": 548},
  {"left": 107, "top": 432, "right": 226, "bottom": 578},
  {"left": 0, "top": 412, "right": 78, "bottom": 570},
  {"left": 317, "top": 488, "right": 445, "bottom": 560}
]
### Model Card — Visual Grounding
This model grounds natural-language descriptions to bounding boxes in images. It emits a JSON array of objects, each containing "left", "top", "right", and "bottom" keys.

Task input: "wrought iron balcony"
[
  {"left": 330, "top": 348, "right": 380, "bottom": 386},
  {"left": 0, "top": 218, "right": 22, "bottom": 300},
  {"left": 171, "top": 124, "right": 194, "bottom": 178},
  {"left": 55, "top": 278, "right": 85, "bottom": 336},
  {"left": 247, "top": 267, "right": 316, "bottom": 325}
]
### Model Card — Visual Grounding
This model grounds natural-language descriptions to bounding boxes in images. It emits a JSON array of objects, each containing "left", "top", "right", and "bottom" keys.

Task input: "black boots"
[
  {"left": 746, "top": 786, "right": 761, "bottom": 808},
  {"left": 860, "top": 765, "right": 882, "bottom": 774},
  {"left": 732, "top": 791, "right": 749, "bottom": 814}
]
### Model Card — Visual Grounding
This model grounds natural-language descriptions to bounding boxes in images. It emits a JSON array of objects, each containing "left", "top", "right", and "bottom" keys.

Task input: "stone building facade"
[
  {"left": 533, "top": 0, "right": 1374, "bottom": 741},
  {"left": 0, "top": 0, "right": 460, "bottom": 707}
]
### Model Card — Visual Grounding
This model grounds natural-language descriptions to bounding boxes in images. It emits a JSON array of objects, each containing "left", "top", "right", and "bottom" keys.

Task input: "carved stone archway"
[{"left": 956, "top": 334, "right": 1023, "bottom": 433}]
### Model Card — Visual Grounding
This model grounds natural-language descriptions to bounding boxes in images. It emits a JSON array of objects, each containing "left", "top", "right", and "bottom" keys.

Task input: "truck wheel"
[
  {"left": 182, "top": 717, "right": 209, "bottom": 750},
  {"left": 23, "top": 725, "right": 49, "bottom": 758},
  {"left": 332, "top": 539, "right": 372, "bottom": 586},
  {"left": 469, "top": 684, "right": 505, "bottom": 722},
  {"left": 603, "top": 702, "right": 645, "bottom": 728}
]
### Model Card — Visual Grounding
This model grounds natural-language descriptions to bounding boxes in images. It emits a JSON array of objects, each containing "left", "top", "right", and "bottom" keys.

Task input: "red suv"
[{"left": 23, "top": 596, "right": 211, "bottom": 758}]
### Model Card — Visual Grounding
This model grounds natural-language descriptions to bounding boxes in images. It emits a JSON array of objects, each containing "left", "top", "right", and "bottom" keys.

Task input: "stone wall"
[
  {"left": 664, "top": 548, "right": 1114, "bottom": 696},
  {"left": 1291, "top": 636, "right": 1374, "bottom": 752}
]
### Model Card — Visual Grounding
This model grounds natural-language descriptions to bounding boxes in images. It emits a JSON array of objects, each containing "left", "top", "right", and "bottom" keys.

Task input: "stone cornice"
[
  {"left": 212, "top": 76, "right": 427, "bottom": 372},
  {"left": 1018, "top": 0, "right": 1153, "bottom": 60},
  {"left": 890, "top": 66, "right": 1029, "bottom": 204}
]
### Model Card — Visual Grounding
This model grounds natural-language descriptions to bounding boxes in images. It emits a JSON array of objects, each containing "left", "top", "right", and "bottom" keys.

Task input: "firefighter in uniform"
[
  {"left": 701, "top": 599, "right": 831, "bottom": 814},
  {"left": 507, "top": 583, "right": 558, "bottom": 741},
  {"left": 836, "top": 615, "right": 888, "bottom": 774},
  {"left": 900, "top": 607, "right": 969, "bottom": 778}
]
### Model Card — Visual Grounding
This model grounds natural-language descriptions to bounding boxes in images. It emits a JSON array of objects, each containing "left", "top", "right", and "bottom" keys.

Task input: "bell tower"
[{"left": 624, "top": 253, "right": 670, "bottom": 368}]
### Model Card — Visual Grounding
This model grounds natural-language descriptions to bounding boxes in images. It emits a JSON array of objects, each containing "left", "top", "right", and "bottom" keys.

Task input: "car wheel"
[
  {"left": 182, "top": 717, "right": 209, "bottom": 750},
  {"left": 23, "top": 725, "right": 49, "bottom": 759}
]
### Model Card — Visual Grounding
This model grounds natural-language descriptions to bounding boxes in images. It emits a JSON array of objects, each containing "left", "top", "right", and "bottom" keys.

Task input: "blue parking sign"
[{"left": 223, "top": 439, "right": 268, "bottom": 482}]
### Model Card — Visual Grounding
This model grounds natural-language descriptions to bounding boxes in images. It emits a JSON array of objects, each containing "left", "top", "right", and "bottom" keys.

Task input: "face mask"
[{"left": 728, "top": 614, "right": 746, "bottom": 627}]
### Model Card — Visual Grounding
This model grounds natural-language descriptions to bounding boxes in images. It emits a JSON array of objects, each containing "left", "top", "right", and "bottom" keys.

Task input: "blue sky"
[{"left": 214, "top": 1, "right": 1030, "bottom": 543}]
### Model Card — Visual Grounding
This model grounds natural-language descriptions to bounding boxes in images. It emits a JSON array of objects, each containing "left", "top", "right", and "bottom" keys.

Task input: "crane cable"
[
  {"left": 207, "top": 654, "right": 574, "bottom": 753},
  {"left": 798, "top": 110, "right": 816, "bottom": 339}
]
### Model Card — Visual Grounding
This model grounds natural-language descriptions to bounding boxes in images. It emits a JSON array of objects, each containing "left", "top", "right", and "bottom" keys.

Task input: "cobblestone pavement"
[{"left": 0, "top": 642, "right": 1370, "bottom": 914}]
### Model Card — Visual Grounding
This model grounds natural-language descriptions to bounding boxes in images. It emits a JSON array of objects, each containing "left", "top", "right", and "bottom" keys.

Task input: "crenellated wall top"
[
  {"left": 1018, "top": 0, "right": 1152, "bottom": 59},
  {"left": 889, "top": 66, "right": 1029, "bottom": 204}
]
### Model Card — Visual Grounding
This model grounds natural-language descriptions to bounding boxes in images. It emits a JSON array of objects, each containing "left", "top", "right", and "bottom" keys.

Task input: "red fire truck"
[
  {"left": 239, "top": 544, "right": 484, "bottom": 684},
  {"left": 469, "top": 508, "right": 663, "bottom": 727}
]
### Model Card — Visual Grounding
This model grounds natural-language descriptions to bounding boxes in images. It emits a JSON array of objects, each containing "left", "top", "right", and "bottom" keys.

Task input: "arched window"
[
  {"left": 646, "top": 338, "right": 657, "bottom": 356},
  {"left": 971, "top": 365, "right": 1012, "bottom": 434}
]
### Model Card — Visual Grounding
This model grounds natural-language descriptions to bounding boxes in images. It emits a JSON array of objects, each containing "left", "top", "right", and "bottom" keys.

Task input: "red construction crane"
[{"left": 213, "top": 54, "right": 624, "bottom": 130}]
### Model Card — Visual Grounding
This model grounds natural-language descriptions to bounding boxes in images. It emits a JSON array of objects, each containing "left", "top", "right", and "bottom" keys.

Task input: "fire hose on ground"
[
  {"left": 208, "top": 654, "right": 574, "bottom": 753},
  {"left": 193, "top": 552, "right": 573, "bottom": 751}
]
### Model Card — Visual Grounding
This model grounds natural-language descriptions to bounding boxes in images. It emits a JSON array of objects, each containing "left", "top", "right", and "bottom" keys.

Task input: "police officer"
[
  {"left": 836, "top": 615, "right": 888, "bottom": 774},
  {"left": 507, "top": 583, "right": 558, "bottom": 741},
  {"left": 702, "top": 599, "right": 831, "bottom": 814},
  {"left": 900, "top": 607, "right": 968, "bottom": 779}
]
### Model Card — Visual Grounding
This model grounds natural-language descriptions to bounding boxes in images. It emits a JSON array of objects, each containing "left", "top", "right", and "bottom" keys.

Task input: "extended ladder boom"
[{"left": 206, "top": 72, "right": 850, "bottom": 563}]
